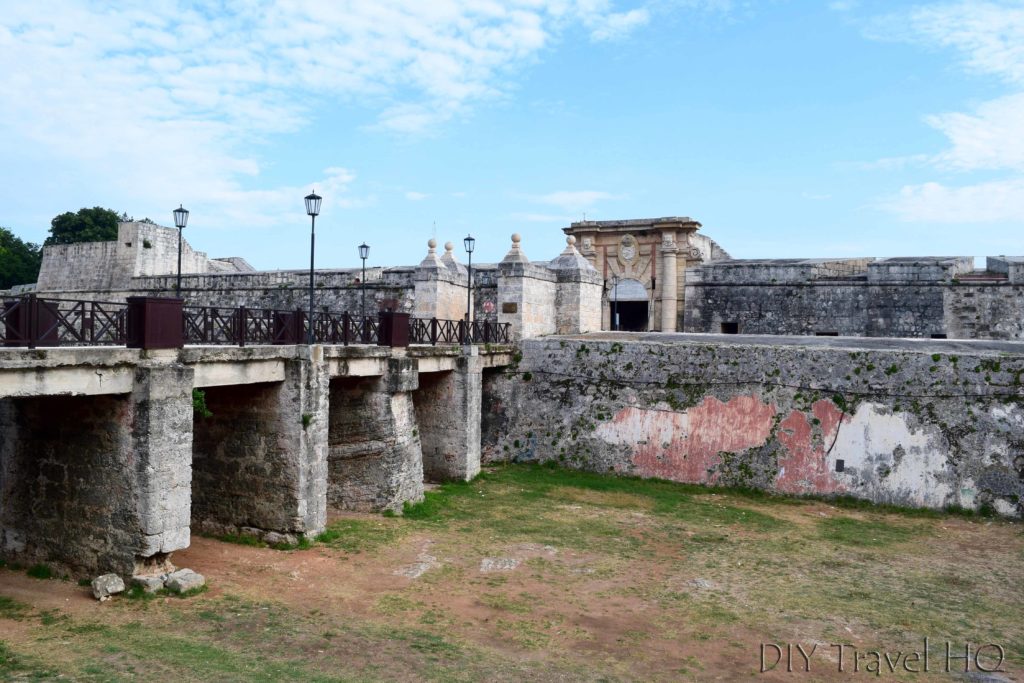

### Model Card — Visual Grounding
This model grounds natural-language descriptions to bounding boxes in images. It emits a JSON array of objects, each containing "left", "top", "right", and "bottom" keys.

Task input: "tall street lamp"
[
  {"left": 464, "top": 234, "right": 475, "bottom": 340},
  {"left": 304, "top": 190, "right": 322, "bottom": 345},
  {"left": 358, "top": 242, "right": 369, "bottom": 320},
  {"left": 611, "top": 274, "right": 620, "bottom": 331},
  {"left": 172, "top": 205, "right": 189, "bottom": 298}
]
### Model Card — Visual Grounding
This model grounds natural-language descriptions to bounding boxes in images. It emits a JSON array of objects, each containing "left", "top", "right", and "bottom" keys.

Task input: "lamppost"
[
  {"left": 304, "top": 190, "right": 322, "bottom": 345},
  {"left": 358, "top": 243, "right": 369, "bottom": 320},
  {"left": 611, "top": 274, "right": 619, "bottom": 331},
  {"left": 172, "top": 205, "right": 189, "bottom": 298},
  {"left": 464, "top": 234, "right": 475, "bottom": 340}
]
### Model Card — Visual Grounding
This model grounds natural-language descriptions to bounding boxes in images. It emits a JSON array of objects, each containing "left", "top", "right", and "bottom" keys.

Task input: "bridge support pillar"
[
  {"left": 0, "top": 355, "right": 194, "bottom": 577},
  {"left": 328, "top": 356, "right": 424, "bottom": 512},
  {"left": 191, "top": 348, "right": 329, "bottom": 540},
  {"left": 131, "top": 359, "right": 196, "bottom": 574},
  {"left": 415, "top": 348, "right": 482, "bottom": 482}
]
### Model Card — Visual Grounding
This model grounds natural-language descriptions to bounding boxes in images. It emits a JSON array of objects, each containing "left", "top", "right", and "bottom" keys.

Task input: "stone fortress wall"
[
  {"left": 683, "top": 256, "right": 1024, "bottom": 339},
  {"left": 35, "top": 222, "right": 255, "bottom": 292},
  {"left": 14, "top": 216, "right": 1024, "bottom": 341},
  {"left": 19, "top": 223, "right": 603, "bottom": 338},
  {"left": 484, "top": 334, "right": 1024, "bottom": 517}
]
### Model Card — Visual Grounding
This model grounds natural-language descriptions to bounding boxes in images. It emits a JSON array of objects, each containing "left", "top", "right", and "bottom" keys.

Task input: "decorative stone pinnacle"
[
  {"left": 427, "top": 238, "right": 437, "bottom": 253},
  {"left": 502, "top": 233, "right": 529, "bottom": 264},
  {"left": 567, "top": 235, "right": 576, "bottom": 246},
  {"left": 444, "top": 241, "right": 454, "bottom": 253}
]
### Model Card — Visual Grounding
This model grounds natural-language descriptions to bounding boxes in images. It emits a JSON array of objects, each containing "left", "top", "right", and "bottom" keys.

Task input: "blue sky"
[{"left": 1, "top": 0, "right": 1023, "bottom": 270}]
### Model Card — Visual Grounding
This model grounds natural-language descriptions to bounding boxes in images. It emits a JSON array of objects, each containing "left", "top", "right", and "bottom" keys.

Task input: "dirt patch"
[{"left": 1, "top": 465, "right": 1022, "bottom": 681}]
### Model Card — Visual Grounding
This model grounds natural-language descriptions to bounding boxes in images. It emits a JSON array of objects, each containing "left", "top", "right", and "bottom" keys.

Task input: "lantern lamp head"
[
  {"left": 304, "top": 190, "right": 322, "bottom": 217},
  {"left": 463, "top": 234, "right": 476, "bottom": 254},
  {"left": 359, "top": 243, "right": 369, "bottom": 260},
  {"left": 173, "top": 204, "right": 189, "bottom": 229}
]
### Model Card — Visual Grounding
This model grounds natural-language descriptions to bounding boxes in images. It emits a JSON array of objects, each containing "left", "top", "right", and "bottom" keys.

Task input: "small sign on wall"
[{"left": 502, "top": 302, "right": 518, "bottom": 314}]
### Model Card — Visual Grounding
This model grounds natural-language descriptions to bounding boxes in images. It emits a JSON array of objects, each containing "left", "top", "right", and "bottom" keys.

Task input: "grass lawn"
[{"left": 0, "top": 463, "right": 1021, "bottom": 681}]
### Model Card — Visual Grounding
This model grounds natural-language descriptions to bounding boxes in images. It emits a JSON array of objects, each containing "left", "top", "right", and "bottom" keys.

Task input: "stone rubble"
[{"left": 90, "top": 573, "right": 125, "bottom": 601}]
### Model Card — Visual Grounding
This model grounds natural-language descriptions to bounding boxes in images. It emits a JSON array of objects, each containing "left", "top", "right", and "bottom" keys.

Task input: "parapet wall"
[
  {"left": 35, "top": 222, "right": 241, "bottom": 291},
  {"left": 684, "top": 256, "right": 1024, "bottom": 339},
  {"left": 483, "top": 334, "right": 1024, "bottom": 516}
]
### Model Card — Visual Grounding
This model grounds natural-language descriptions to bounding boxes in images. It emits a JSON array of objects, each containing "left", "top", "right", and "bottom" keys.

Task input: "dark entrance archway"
[
  {"left": 616, "top": 301, "right": 648, "bottom": 331},
  {"left": 609, "top": 278, "right": 649, "bottom": 331}
]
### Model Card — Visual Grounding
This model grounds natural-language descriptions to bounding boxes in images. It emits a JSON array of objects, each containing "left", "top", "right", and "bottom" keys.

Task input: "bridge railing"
[
  {"left": 1, "top": 295, "right": 128, "bottom": 348},
  {"left": 2, "top": 295, "right": 510, "bottom": 349},
  {"left": 407, "top": 318, "right": 510, "bottom": 345}
]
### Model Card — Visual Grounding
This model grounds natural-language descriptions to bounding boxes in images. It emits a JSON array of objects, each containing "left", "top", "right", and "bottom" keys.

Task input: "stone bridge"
[{"left": 0, "top": 343, "right": 513, "bottom": 577}]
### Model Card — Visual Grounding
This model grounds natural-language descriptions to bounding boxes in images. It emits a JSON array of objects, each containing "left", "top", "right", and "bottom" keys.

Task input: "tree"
[
  {"left": 44, "top": 206, "right": 121, "bottom": 246},
  {"left": 0, "top": 227, "right": 42, "bottom": 288}
]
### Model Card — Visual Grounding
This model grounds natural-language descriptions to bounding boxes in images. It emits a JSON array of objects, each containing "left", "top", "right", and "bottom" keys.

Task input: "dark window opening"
[
  {"left": 931, "top": 333, "right": 948, "bottom": 339},
  {"left": 815, "top": 331, "right": 839, "bottom": 337},
  {"left": 720, "top": 322, "right": 738, "bottom": 334}
]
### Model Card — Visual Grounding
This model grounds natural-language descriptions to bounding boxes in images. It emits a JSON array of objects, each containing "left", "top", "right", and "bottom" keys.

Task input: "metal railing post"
[{"left": 238, "top": 306, "right": 247, "bottom": 347}]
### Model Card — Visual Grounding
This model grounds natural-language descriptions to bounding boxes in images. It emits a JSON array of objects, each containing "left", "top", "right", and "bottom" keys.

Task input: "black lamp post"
[
  {"left": 304, "top": 190, "right": 322, "bottom": 345},
  {"left": 464, "top": 234, "right": 475, "bottom": 340},
  {"left": 172, "top": 204, "right": 189, "bottom": 298},
  {"left": 358, "top": 242, "right": 369, "bottom": 320},
  {"left": 611, "top": 274, "right": 619, "bottom": 331}
]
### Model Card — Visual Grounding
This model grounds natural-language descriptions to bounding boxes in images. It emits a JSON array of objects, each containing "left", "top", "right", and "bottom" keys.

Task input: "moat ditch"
[{"left": 0, "top": 463, "right": 1021, "bottom": 681}]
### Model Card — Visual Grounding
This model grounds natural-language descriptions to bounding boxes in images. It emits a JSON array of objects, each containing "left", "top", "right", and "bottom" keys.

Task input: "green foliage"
[
  {"left": 0, "top": 596, "right": 31, "bottom": 621},
  {"left": 0, "top": 641, "right": 55, "bottom": 679},
  {"left": 44, "top": 206, "right": 120, "bottom": 246},
  {"left": 301, "top": 413, "right": 313, "bottom": 429},
  {"left": 315, "top": 518, "right": 406, "bottom": 553},
  {"left": 192, "top": 389, "right": 213, "bottom": 418},
  {"left": 818, "top": 516, "right": 920, "bottom": 547},
  {"left": 0, "top": 227, "right": 42, "bottom": 288},
  {"left": 26, "top": 563, "right": 54, "bottom": 580}
]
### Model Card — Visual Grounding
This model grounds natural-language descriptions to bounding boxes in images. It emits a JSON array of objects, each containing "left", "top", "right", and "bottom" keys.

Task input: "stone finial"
[
  {"left": 419, "top": 237, "right": 444, "bottom": 270},
  {"left": 550, "top": 232, "right": 599, "bottom": 274},
  {"left": 502, "top": 233, "right": 528, "bottom": 264},
  {"left": 441, "top": 239, "right": 466, "bottom": 274},
  {"left": 560, "top": 235, "right": 580, "bottom": 256}
]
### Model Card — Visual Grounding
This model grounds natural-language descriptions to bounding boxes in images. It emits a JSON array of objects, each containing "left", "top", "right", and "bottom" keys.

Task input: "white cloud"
[
  {"left": 0, "top": 1, "right": 660, "bottom": 235},
  {"left": 866, "top": 1, "right": 1024, "bottom": 224},
  {"left": 587, "top": 8, "right": 651, "bottom": 42},
  {"left": 529, "top": 190, "right": 624, "bottom": 212},
  {"left": 880, "top": 179, "right": 1024, "bottom": 223},
  {"left": 405, "top": 191, "right": 430, "bottom": 201},
  {"left": 926, "top": 92, "right": 1024, "bottom": 172},
  {"left": 893, "top": 1, "right": 1024, "bottom": 84}
]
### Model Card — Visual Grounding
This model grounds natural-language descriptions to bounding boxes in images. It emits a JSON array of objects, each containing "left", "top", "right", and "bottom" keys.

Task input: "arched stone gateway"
[
  {"left": 609, "top": 277, "right": 649, "bottom": 331},
  {"left": 563, "top": 217, "right": 731, "bottom": 332}
]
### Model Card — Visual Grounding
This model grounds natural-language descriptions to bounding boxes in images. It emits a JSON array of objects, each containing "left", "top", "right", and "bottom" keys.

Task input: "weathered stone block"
[
  {"left": 164, "top": 568, "right": 206, "bottom": 594},
  {"left": 92, "top": 573, "right": 126, "bottom": 600}
]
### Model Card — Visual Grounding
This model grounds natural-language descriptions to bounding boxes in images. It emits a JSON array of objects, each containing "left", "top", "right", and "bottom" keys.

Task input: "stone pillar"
[
  {"left": 327, "top": 355, "right": 425, "bottom": 512},
  {"left": 414, "top": 238, "right": 468, "bottom": 321},
  {"left": 497, "top": 234, "right": 557, "bottom": 341},
  {"left": 549, "top": 236, "right": 604, "bottom": 334},
  {"left": 282, "top": 348, "right": 330, "bottom": 535},
  {"left": 191, "top": 347, "right": 328, "bottom": 540},
  {"left": 132, "top": 357, "right": 195, "bottom": 573},
  {"left": 660, "top": 231, "right": 678, "bottom": 332},
  {"left": 415, "top": 347, "right": 482, "bottom": 482}
]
